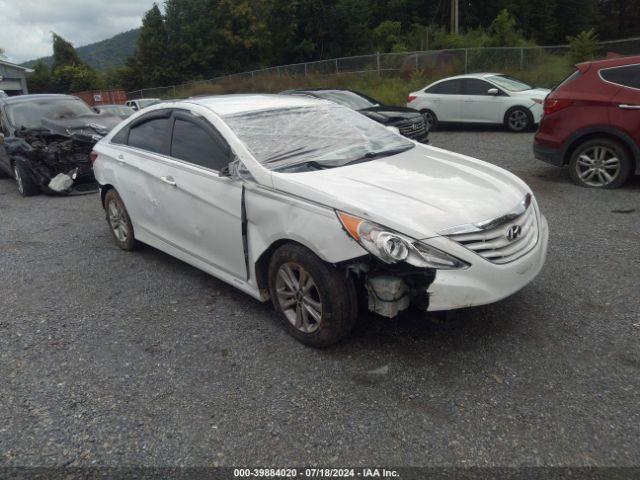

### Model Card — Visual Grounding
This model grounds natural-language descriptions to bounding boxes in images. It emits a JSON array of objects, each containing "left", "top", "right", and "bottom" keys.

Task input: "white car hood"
[{"left": 270, "top": 144, "right": 531, "bottom": 239}]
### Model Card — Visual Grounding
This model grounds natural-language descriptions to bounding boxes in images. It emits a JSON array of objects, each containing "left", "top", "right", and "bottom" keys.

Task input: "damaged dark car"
[{"left": 0, "top": 94, "right": 121, "bottom": 196}]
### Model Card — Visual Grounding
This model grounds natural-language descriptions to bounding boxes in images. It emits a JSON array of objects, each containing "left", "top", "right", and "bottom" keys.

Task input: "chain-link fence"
[{"left": 127, "top": 37, "right": 640, "bottom": 99}]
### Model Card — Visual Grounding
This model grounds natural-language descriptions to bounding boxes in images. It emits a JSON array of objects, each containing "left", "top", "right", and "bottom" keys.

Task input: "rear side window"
[
  {"left": 128, "top": 117, "right": 170, "bottom": 154},
  {"left": 170, "top": 118, "right": 230, "bottom": 171},
  {"left": 111, "top": 127, "right": 128, "bottom": 145},
  {"left": 600, "top": 65, "right": 640, "bottom": 89},
  {"left": 426, "top": 79, "right": 462, "bottom": 94}
]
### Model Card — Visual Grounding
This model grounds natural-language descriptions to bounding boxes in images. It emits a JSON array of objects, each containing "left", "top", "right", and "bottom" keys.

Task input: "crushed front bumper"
[{"left": 425, "top": 214, "right": 549, "bottom": 311}]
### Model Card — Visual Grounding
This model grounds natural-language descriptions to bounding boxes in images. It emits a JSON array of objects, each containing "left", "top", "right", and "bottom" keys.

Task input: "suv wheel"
[
  {"left": 268, "top": 243, "right": 357, "bottom": 347},
  {"left": 504, "top": 107, "right": 532, "bottom": 132},
  {"left": 568, "top": 138, "right": 632, "bottom": 189}
]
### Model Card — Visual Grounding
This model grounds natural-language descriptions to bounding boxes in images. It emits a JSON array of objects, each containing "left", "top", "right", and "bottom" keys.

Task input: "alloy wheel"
[
  {"left": 275, "top": 262, "right": 323, "bottom": 334},
  {"left": 13, "top": 166, "right": 24, "bottom": 195},
  {"left": 508, "top": 110, "right": 529, "bottom": 131},
  {"left": 107, "top": 199, "right": 128, "bottom": 242},
  {"left": 575, "top": 145, "right": 621, "bottom": 187}
]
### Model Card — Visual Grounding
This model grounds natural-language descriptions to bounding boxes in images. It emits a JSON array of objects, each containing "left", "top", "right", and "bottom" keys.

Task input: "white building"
[{"left": 0, "top": 59, "right": 33, "bottom": 96}]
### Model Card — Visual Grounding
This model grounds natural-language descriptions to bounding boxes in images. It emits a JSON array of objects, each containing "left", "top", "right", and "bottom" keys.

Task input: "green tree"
[
  {"left": 373, "top": 21, "right": 404, "bottom": 52},
  {"left": 567, "top": 29, "right": 599, "bottom": 65},
  {"left": 486, "top": 9, "right": 529, "bottom": 46},
  {"left": 27, "top": 60, "right": 54, "bottom": 93},
  {"left": 127, "top": 4, "right": 173, "bottom": 89},
  {"left": 0, "top": 47, "right": 5, "bottom": 59},
  {"left": 51, "top": 33, "right": 83, "bottom": 70},
  {"left": 52, "top": 64, "right": 104, "bottom": 93}
]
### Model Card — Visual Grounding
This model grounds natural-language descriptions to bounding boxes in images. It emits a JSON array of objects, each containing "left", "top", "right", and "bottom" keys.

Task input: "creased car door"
[
  {"left": 155, "top": 111, "right": 246, "bottom": 280},
  {"left": 112, "top": 109, "right": 173, "bottom": 239}
]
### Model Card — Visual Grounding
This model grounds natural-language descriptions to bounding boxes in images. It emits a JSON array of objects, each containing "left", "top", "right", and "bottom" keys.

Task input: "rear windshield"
[
  {"left": 223, "top": 103, "right": 414, "bottom": 172},
  {"left": 313, "top": 90, "right": 378, "bottom": 110},
  {"left": 6, "top": 98, "right": 96, "bottom": 129}
]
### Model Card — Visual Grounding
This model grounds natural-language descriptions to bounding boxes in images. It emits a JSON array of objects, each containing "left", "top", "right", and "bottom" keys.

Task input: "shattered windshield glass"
[
  {"left": 223, "top": 104, "right": 414, "bottom": 172},
  {"left": 7, "top": 99, "right": 97, "bottom": 129}
]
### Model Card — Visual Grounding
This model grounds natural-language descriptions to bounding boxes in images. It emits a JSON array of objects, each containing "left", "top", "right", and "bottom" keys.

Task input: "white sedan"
[
  {"left": 93, "top": 94, "right": 548, "bottom": 347},
  {"left": 408, "top": 73, "right": 550, "bottom": 132}
]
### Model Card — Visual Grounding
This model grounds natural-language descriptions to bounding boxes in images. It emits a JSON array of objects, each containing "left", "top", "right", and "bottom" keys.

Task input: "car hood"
[
  {"left": 359, "top": 106, "right": 423, "bottom": 124},
  {"left": 271, "top": 144, "right": 530, "bottom": 239},
  {"left": 41, "top": 114, "right": 121, "bottom": 137}
]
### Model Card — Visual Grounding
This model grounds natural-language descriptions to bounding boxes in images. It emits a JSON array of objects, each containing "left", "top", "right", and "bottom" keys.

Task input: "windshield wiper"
[
  {"left": 343, "top": 145, "right": 414, "bottom": 165},
  {"left": 274, "top": 160, "right": 333, "bottom": 172}
]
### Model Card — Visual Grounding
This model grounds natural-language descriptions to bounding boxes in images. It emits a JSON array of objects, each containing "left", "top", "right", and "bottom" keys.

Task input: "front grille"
[
  {"left": 447, "top": 204, "right": 539, "bottom": 264},
  {"left": 398, "top": 119, "right": 427, "bottom": 138}
]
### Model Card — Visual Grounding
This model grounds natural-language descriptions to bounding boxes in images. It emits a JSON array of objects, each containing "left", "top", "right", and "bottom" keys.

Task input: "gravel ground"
[{"left": 0, "top": 128, "right": 639, "bottom": 468}]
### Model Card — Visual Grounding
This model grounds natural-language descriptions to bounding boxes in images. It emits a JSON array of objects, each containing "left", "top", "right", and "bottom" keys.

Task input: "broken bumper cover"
[{"left": 425, "top": 214, "right": 549, "bottom": 311}]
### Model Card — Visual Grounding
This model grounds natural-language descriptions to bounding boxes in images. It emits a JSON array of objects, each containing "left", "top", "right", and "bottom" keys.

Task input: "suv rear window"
[{"left": 600, "top": 65, "right": 640, "bottom": 89}]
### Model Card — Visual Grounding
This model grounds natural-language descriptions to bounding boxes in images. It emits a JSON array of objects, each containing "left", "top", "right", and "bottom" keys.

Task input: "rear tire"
[
  {"left": 13, "top": 161, "right": 40, "bottom": 197},
  {"left": 104, "top": 189, "right": 139, "bottom": 250},
  {"left": 421, "top": 109, "right": 438, "bottom": 131},
  {"left": 268, "top": 243, "right": 358, "bottom": 347},
  {"left": 568, "top": 138, "right": 632, "bottom": 189},
  {"left": 504, "top": 106, "right": 533, "bottom": 132}
]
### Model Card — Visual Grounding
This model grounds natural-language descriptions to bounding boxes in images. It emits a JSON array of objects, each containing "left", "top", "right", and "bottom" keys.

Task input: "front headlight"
[{"left": 336, "top": 211, "right": 468, "bottom": 270}]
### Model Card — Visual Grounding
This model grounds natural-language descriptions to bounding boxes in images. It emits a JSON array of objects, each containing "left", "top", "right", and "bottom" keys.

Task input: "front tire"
[
  {"left": 568, "top": 138, "right": 632, "bottom": 189},
  {"left": 104, "top": 189, "right": 139, "bottom": 250},
  {"left": 268, "top": 243, "right": 358, "bottom": 347},
  {"left": 13, "top": 161, "right": 40, "bottom": 196},
  {"left": 421, "top": 109, "right": 438, "bottom": 131},
  {"left": 504, "top": 107, "right": 532, "bottom": 132}
]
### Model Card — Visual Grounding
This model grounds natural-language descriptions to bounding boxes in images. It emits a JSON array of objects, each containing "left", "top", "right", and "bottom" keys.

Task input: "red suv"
[{"left": 534, "top": 55, "right": 640, "bottom": 188}]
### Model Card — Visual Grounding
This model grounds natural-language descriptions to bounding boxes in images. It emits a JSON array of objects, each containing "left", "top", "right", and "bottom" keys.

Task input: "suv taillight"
[
  {"left": 90, "top": 151, "right": 98, "bottom": 164},
  {"left": 407, "top": 95, "right": 417, "bottom": 103},
  {"left": 543, "top": 98, "right": 572, "bottom": 116}
]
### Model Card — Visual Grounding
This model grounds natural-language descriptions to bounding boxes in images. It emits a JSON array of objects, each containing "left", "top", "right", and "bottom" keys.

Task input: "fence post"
[
  {"left": 335, "top": 59, "right": 339, "bottom": 74},
  {"left": 304, "top": 63, "right": 308, "bottom": 76},
  {"left": 172, "top": 85, "right": 176, "bottom": 97},
  {"left": 520, "top": 48, "right": 524, "bottom": 70},
  {"left": 464, "top": 49, "right": 468, "bottom": 73},
  {"left": 376, "top": 52, "right": 381, "bottom": 76}
]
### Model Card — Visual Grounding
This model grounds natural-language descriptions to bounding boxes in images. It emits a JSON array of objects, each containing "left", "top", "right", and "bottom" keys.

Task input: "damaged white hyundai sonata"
[{"left": 93, "top": 94, "right": 548, "bottom": 347}]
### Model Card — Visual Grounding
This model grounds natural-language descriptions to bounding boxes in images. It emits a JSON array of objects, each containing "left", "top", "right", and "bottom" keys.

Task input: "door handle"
[
  {"left": 618, "top": 104, "right": 640, "bottom": 110},
  {"left": 160, "top": 175, "right": 177, "bottom": 187}
]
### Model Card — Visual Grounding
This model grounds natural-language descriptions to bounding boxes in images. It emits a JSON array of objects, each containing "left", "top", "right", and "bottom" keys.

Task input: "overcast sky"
[{"left": 0, "top": 0, "right": 158, "bottom": 63}]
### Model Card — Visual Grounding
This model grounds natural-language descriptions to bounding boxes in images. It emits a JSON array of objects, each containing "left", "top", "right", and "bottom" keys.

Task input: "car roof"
[
  {"left": 433, "top": 73, "right": 502, "bottom": 82},
  {"left": 185, "top": 93, "right": 325, "bottom": 116},
  {"left": 578, "top": 54, "right": 640, "bottom": 71},
  {"left": 0, "top": 93, "right": 79, "bottom": 105}
]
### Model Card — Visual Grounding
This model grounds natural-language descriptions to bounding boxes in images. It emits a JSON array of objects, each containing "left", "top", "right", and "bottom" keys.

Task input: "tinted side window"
[
  {"left": 427, "top": 80, "right": 462, "bottom": 94},
  {"left": 601, "top": 65, "right": 640, "bottom": 89},
  {"left": 128, "top": 118, "right": 170, "bottom": 154},
  {"left": 111, "top": 127, "right": 128, "bottom": 145},
  {"left": 171, "top": 118, "right": 230, "bottom": 171},
  {"left": 464, "top": 79, "right": 493, "bottom": 95}
]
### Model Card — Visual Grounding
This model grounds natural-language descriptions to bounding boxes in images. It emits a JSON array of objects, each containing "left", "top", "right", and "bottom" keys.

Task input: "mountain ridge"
[{"left": 22, "top": 29, "right": 140, "bottom": 71}]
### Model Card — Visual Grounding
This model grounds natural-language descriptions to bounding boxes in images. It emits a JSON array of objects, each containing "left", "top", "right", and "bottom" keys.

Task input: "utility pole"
[{"left": 451, "top": 0, "right": 459, "bottom": 34}]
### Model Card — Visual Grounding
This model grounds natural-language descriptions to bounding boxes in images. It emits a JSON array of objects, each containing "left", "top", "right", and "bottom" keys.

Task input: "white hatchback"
[
  {"left": 408, "top": 73, "right": 550, "bottom": 132},
  {"left": 93, "top": 94, "right": 548, "bottom": 346}
]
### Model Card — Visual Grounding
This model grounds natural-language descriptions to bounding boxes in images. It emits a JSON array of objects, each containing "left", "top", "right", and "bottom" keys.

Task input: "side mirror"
[{"left": 487, "top": 88, "right": 499, "bottom": 96}]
